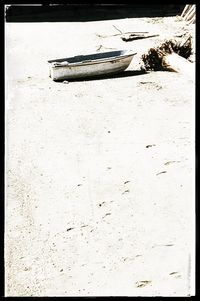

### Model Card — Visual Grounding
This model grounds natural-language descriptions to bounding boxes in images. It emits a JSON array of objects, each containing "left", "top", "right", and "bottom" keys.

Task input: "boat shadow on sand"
[{"left": 56, "top": 70, "right": 147, "bottom": 83}]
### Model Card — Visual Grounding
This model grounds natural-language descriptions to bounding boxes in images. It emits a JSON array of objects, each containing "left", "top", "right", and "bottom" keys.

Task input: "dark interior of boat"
[{"left": 48, "top": 50, "right": 128, "bottom": 64}]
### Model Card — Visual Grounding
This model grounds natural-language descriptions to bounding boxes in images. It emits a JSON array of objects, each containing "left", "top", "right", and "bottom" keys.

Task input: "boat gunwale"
[{"left": 48, "top": 51, "right": 137, "bottom": 68}]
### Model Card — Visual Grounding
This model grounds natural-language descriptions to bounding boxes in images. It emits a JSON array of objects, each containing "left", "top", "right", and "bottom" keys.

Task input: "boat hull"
[{"left": 48, "top": 50, "right": 136, "bottom": 81}]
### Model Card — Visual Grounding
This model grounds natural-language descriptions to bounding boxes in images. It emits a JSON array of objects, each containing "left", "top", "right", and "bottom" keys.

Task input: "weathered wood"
[
  {"left": 188, "top": 15, "right": 195, "bottom": 24},
  {"left": 121, "top": 33, "right": 159, "bottom": 42},
  {"left": 181, "top": 4, "right": 191, "bottom": 18},
  {"left": 183, "top": 4, "right": 195, "bottom": 21},
  {"left": 112, "top": 24, "right": 123, "bottom": 34},
  {"left": 187, "top": 9, "right": 196, "bottom": 22},
  {"left": 162, "top": 52, "right": 193, "bottom": 76},
  {"left": 96, "top": 31, "right": 149, "bottom": 38}
]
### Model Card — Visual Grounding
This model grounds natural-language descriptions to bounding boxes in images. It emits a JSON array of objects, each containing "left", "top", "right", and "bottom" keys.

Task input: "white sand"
[{"left": 5, "top": 16, "right": 195, "bottom": 296}]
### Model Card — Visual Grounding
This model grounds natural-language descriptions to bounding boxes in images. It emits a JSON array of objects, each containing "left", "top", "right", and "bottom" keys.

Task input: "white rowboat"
[{"left": 48, "top": 50, "right": 136, "bottom": 81}]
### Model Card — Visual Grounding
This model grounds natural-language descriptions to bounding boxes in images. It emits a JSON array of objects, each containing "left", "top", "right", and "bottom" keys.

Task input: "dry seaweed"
[{"left": 142, "top": 36, "right": 192, "bottom": 71}]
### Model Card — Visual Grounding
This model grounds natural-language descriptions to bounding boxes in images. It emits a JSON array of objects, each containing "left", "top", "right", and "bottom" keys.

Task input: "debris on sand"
[
  {"left": 164, "top": 160, "right": 180, "bottom": 165},
  {"left": 156, "top": 171, "right": 167, "bottom": 176},
  {"left": 121, "top": 33, "right": 159, "bottom": 42},
  {"left": 98, "top": 201, "right": 106, "bottom": 207},
  {"left": 141, "top": 36, "right": 193, "bottom": 75},
  {"left": 169, "top": 271, "right": 178, "bottom": 275},
  {"left": 66, "top": 227, "right": 74, "bottom": 231},
  {"left": 102, "top": 213, "right": 111, "bottom": 218},
  {"left": 135, "top": 280, "right": 152, "bottom": 288},
  {"left": 122, "top": 189, "right": 130, "bottom": 194},
  {"left": 146, "top": 144, "right": 156, "bottom": 148}
]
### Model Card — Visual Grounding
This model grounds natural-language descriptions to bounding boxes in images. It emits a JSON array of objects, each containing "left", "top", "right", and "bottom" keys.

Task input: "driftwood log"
[
  {"left": 141, "top": 36, "right": 194, "bottom": 78},
  {"left": 121, "top": 33, "right": 159, "bottom": 42}
]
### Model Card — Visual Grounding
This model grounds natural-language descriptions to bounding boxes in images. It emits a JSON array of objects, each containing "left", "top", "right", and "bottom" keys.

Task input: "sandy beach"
[{"left": 5, "top": 15, "right": 195, "bottom": 296}]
